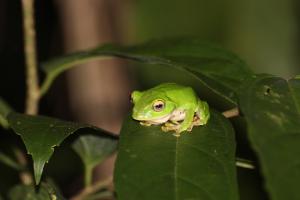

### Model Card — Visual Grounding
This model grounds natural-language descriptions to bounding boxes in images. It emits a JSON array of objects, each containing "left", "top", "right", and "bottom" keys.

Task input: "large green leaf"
[
  {"left": 41, "top": 38, "right": 253, "bottom": 105},
  {"left": 72, "top": 134, "right": 118, "bottom": 186},
  {"left": 114, "top": 111, "right": 239, "bottom": 200},
  {"left": 239, "top": 75, "right": 300, "bottom": 200},
  {"left": 7, "top": 112, "right": 117, "bottom": 185},
  {"left": 0, "top": 97, "right": 14, "bottom": 129}
]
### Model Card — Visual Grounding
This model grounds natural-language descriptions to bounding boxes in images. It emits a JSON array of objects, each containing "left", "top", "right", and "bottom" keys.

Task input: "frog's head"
[{"left": 131, "top": 90, "right": 176, "bottom": 121}]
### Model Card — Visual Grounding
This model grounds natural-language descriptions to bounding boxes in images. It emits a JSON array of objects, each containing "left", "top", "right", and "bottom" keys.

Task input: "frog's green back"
[{"left": 149, "top": 83, "right": 199, "bottom": 107}]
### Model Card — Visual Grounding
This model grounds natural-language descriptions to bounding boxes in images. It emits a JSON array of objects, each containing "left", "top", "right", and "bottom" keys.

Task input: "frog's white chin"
[
  {"left": 136, "top": 109, "right": 186, "bottom": 125},
  {"left": 144, "top": 114, "right": 171, "bottom": 125}
]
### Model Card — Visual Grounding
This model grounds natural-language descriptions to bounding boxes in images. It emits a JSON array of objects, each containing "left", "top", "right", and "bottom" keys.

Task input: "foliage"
[
  {"left": 115, "top": 111, "right": 238, "bottom": 200},
  {"left": 8, "top": 180, "right": 66, "bottom": 200},
  {"left": 239, "top": 75, "right": 300, "bottom": 200},
  {"left": 1, "top": 38, "right": 299, "bottom": 200},
  {"left": 7, "top": 113, "right": 117, "bottom": 185}
]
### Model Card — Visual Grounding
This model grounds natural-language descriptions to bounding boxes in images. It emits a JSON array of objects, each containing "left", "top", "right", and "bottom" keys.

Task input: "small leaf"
[
  {"left": 114, "top": 111, "right": 239, "bottom": 200},
  {"left": 41, "top": 38, "right": 253, "bottom": 105},
  {"left": 7, "top": 112, "right": 116, "bottom": 185},
  {"left": 72, "top": 133, "right": 117, "bottom": 186},
  {"left": 239, "top": 75, "right": 300, "bottom": 200},
  {"left": 0, "top": 97, "right": 14, "bottom": 129},
  {"left": 72, "top": 134, "right": 117, "bottom": 170},
  {"left": 0, "top": 151, "right": 23, "bottom": 170}
]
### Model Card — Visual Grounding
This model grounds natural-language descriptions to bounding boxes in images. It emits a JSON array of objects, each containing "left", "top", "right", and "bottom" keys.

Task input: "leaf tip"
[{"left": 33, "top": 160, "right": 45, "bottom": 185}]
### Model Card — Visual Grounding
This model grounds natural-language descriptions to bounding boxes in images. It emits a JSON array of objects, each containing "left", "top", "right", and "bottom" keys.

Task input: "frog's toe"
[
  {"left": 161, "top": 126, "right": 169, "bottom": 132},
  {"left": 177, "top": 126, "right": 188, "bottom": 134},
  {"left": 140, "top": 121, "right": 152, "bottom": 126},
  {"left": 172, "top": 132, "right": 181, "bottom": 137},
  {"left": 162, "top": 125, "right": 177, "bottom": 132},
  {"left": 187, "top": 126, "right": 193, "bottom": 132}
]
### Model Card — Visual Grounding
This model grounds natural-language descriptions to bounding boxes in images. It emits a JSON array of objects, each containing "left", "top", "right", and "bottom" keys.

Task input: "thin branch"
[
  {"left": 70, "top": 176, "right": 113, "bottom": 200},
  {"left": 21, "top": 0, "right": 40, "bottom": 115},
  {"left": 222, "top": 107, "right": 239, "bottom": 118}
]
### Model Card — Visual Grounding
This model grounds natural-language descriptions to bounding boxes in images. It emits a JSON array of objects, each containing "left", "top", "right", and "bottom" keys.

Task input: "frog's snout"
[
  {"left": 132, "top": 110, "right": 140, "bottom": 120},
  {"left": 132, "top": 110, "right": 146, "bottom": 121},
  {"left": 132, "top": 113, "right": 138, "bottom": 120}
]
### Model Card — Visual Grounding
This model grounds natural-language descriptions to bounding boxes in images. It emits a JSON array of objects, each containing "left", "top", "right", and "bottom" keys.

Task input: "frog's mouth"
[
  {"left": 134, "top": 114, "right": 171, "bottom": 124},
  {"left": 147, "top": 114, "right": 171, "bottom": 124}
]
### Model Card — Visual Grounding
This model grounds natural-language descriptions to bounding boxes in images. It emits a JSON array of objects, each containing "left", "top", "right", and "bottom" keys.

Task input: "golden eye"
[{"left": 153, "top": 100, "right": 165, "bottom": 112}]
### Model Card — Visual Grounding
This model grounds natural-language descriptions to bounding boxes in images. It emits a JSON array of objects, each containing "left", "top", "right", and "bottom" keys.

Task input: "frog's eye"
[{"left": 153, "top": 100, "right": 165, "bottom": 112}]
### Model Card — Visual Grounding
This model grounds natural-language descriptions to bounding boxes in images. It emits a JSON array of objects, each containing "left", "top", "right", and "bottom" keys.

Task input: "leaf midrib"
[{"left": 174, "top": 137, "right": 178, "bottom": 200}]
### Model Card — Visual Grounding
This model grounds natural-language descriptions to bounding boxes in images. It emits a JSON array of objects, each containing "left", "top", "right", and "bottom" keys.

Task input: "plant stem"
[
  {"left": 222, "top": 107, "right": 239, "bottom": 118},
  {"left": 85, "top": 165, "right": 93, "bottom": 187},
  {"left": 70, "top": 176, "right": 113, "bottom": 200},
  {"left": 21, "top": 0, "right": 40, "bottom": 115}
]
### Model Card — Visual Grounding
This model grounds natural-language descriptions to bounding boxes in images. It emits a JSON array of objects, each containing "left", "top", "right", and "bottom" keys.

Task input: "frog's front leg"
[
  {"left": 170, "top": 120, "right": 180, "bottom": 125},
  {"left": 175, "top": 108, "right": 194, "bottom": 136},
  {"left": 161, "top": 122, "right": 180, "bottom": 132}
]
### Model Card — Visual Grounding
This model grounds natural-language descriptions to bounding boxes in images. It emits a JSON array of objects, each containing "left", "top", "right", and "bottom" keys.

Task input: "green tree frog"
[{"left": 131, "top": 83, "right": 210, "bottom": 137}]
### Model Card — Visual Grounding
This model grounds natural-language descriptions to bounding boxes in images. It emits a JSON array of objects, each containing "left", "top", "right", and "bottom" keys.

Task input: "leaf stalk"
[{"left": 70, "top": 176, "right": 113, "bottom": 200}]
